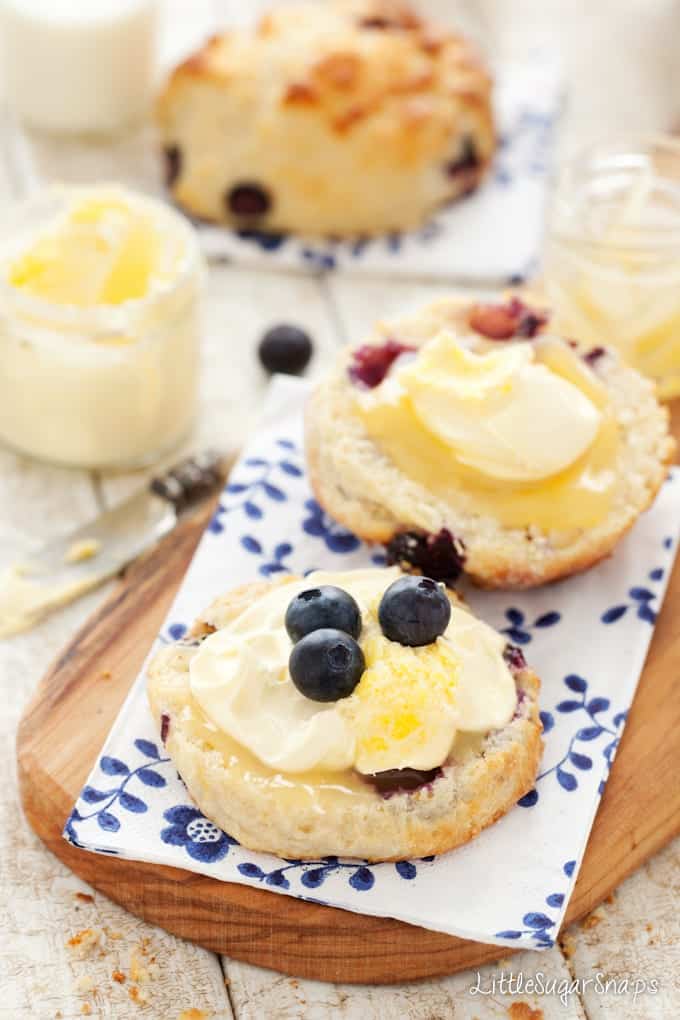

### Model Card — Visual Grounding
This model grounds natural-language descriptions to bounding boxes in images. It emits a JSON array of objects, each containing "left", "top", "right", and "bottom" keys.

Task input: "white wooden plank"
[
  {"left": 0, "top": 464, "right": 232, "bottom": 1020},
  {"left": 224, "top": 946, "right": 586, "bottom": 1020},
  {"left": 1, "top": 586, "right": 235, "bottom": 1020},
  {"left": 559, "top": 838, "right": 680, "bottom": 1020},
  {"left": 325, "top": 276, "right": 500, "bottom": 348}
]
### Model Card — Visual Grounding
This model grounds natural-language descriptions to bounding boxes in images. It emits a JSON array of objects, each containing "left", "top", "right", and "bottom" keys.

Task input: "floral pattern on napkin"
[{"left": 65, "top": 378, "right": 680, "bottom": 949}]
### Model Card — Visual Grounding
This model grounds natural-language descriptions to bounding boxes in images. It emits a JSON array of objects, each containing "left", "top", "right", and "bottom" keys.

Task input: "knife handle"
[{"left": 150, "top": 451, "right": 226, "bottom": 513}]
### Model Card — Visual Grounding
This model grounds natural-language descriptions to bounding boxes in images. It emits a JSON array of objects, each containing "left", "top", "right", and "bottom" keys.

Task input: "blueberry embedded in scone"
[
  {"left": 147, "top": 568, "right": 542, "bottom": 861},
  {"left": 305, "top": 294, "right": 675, "bottom": 589},
  {"left": 155, "top": 0, "right": 495, "bottom": 236}
]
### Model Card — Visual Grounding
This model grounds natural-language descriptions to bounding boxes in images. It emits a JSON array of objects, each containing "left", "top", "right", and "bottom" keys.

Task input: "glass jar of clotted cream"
[
  {"left": 0, "top": 185, "right": 203, "bottom": 468},
  {"left": 544, "top": 137, "right": 680, "bottom": 399}
]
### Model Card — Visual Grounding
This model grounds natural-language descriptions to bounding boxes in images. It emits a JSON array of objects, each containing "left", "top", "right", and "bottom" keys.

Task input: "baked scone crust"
[
  {"left": 156, "top": 0, "right": 494, "bottom": 235},
  {"left": 147, "top": 579, "right": 542, "bottom": 862},
  {"left": 305, "top": 296, "right": 675, "bottom": 589}
]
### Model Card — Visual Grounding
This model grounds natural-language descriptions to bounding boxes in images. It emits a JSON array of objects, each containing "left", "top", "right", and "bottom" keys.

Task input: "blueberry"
[
  {"left": 503, "top": 643, "right": 526, "bottom": 673},
  {"left": 285, "top": 585, "right": 361, "bottom": 643},
  {"left": 226, "top": 182, "right": 271, "bottom": 218},
  {"left": 384, "top": 528, "right": 465, "bottom": 585},
  {"left": 289, "top": 629, "right": 365, "bottom": 702},
  {"left": 378, "top": 575, "right": 451, "bottom": 647},
  {"left": 163, "top": 145, "right": 182, "bottom": 188},
  {"left": 258, "top": 324, "right": 313, "bottom": 375},
  {"left": 445, "top": 135, "right": 479, "bottom": 176}
]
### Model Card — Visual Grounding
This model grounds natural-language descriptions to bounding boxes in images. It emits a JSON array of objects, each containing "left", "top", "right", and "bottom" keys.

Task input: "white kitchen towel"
[
  {"left": 197, "top": 58, "right": 561, "bottom": 283},
  {"left": 64, "top": 377, "right": 679, "bottom": 949}
]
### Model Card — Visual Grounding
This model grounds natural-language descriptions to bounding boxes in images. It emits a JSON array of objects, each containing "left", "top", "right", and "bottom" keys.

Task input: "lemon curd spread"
[
  {"left": 354, "top": 330, "right": 619, "bottom": 531},
  {"left": 189, "top": 568, "right": 516, "bottom": 777},
  {"left": 0, "top": 186, "right": 202, "bottom": 468}
]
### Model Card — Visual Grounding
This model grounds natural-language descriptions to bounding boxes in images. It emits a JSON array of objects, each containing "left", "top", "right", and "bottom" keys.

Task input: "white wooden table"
[{"left": 2, "top": 2, "right": 680, "bottom": 1017}]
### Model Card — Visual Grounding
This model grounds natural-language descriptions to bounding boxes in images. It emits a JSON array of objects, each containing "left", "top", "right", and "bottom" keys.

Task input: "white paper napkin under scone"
[{"left": 65, "top": 378, "right": 680, "bottom": 950}]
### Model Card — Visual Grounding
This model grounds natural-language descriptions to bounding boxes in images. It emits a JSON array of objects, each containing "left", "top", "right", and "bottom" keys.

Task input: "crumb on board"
[
  {"left": 65, "top": 538, "right": 101, "bottom": 564},
  {"left": 67, "top": 928, "right": 104, "bottom": 959},
  {"left": 645, "top": 922, "right": 654, "bottom": 932},
  {"left": 100, "top": 670, "right": 112, "bottom": 681},
  {"left": 508, "top": 1003, "right": 544, "bottom": 1020},
  {"left": 75, "top": 892, "right": 94, "bottom": 904},
  {"left": 81, "top": 1006, "right": 92, "bottom": 1017},
  {"left": 582, "top": 912, "right": 603, "bottom": 930},
  {"left": 178, "top": 1010, "right": 211, "bottom": 1020},
  {"left": 112, "top": 970, "right": 126, "bottom": 984}
]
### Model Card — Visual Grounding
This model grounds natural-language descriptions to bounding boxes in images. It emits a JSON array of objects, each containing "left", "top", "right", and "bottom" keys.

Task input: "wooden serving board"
[{"left": 17, "top": 473, "right": 680, "bottom": 985}]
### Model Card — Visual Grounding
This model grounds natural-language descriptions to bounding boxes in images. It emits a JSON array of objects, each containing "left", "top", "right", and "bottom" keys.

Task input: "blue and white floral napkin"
[
  {"left": 65, "top": 377, "right": 680, "bottom": 950},
  {"left": 198, "top": 59, "right": 560, "bottom": 283}
]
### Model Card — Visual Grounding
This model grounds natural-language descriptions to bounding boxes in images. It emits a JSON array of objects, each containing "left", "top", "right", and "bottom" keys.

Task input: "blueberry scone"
[
  {"left": 147, "top": 568, "right": 542, "bottom": 861},
  {"left": 306, "top": 296, "right": 675, "bottom": 589},
  {"left": 156, "top": 0, "right": 494, "bottom": 235}
]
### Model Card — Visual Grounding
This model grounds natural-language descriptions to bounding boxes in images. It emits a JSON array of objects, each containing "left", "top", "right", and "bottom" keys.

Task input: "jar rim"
[
  {"left": 549, "top": 134, "right": 680, "bottom": 251},
  {"left": 0, "top": 183, "right": 203, "bottom": 344}
]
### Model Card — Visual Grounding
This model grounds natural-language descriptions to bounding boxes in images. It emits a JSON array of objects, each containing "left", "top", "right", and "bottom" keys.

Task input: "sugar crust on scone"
[
  {"left": 147, "top": 579, "right": 542, "bottom": 862},
  {"left": 305, "top": 296, "right": 675, "bottom": 589},
  {"left": 156, "top": 0, "right": 494, "bottom": 235}
]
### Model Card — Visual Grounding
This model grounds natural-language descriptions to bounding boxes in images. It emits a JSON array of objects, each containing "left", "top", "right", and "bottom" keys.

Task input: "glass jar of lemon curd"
[
  {"left": 0, "top": 185, "right": 203, "bottom": 468},
  {"left": 544, "top": 138, "right": 680, "bottom": 399}
]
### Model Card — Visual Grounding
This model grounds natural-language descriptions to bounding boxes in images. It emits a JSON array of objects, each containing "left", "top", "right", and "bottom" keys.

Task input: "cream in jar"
[{"left": 0, "top": 186, "right": 203, "bottom": 469}]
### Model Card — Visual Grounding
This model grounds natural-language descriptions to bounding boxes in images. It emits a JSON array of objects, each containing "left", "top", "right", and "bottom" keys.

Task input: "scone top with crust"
[
  {"left": 157, "top": 0, "right": 494, "bottom": 235},
  {"left": 147, "top": 567, "right": 542, "bottom": 861},
  {"left": 305, "top": 295, "right": 675, "bottom": 589}
]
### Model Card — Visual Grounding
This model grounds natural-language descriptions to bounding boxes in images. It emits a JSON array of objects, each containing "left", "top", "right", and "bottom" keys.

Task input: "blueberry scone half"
[
  {"left": 156, "top": 0, "right": 494, "bottom": 236},
  {"left": 305, "top": 296, "right": 675, "bottom": 589},
  {"left": 147, "top": 568, "right": 542, "bottom": 861}
]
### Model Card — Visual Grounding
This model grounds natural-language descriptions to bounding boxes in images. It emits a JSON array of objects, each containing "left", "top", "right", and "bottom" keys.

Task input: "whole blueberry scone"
[
  {"left": 305, "top": 296, "right": 675, "bottom": 589},
  {"left": 156, "top": 0, "right": 494, "bottom": 235},
  {"left": 147, "top": 568, "right": 542, "bottom": 861}
]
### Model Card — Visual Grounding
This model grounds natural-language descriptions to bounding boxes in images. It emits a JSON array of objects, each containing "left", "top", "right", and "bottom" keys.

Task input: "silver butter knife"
[{"left": 0, "top": 451, "right": 228, "bottom": 639}]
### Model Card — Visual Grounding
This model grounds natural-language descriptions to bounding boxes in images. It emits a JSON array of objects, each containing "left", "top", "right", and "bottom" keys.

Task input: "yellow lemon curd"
[
  {"left": 9, "top": 194, "right": 166, "bottom": 307},
  {"left": 355, "top": 336, "right": 618, "bottom": 531},
  {"left": 351, "top": 629, "right": 459, "bottom": 768},
  {"left": 0, "top": 186, "right": 201, "bottom": 468}
]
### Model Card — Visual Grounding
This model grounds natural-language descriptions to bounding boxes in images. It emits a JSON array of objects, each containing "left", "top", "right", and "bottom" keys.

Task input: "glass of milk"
[{"left": 0, "top": 0, "right": 159, "bottom": 135}]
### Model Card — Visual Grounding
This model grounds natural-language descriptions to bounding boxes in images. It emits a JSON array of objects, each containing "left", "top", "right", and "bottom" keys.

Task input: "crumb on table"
[
  {"left": 559, "top": 932, "right": 576, "bottom": 959},
  {"left": 75, "top": 975, "right": 95, "bottom": 996},
  {"left": 75, "top": 892, "right": 94, "bottom": 904},
  {"left": 64, "top": 538, "right": 101, "bottom": 564},
  {"left": 128, "top": 984, "right": 150, "bottom": 1006},
  {"left": 66, "top": 928, "right": 104, "bottom": 959},
  {"left": 507, "top": 1003, "right": 544, "bottom": 1020}
]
